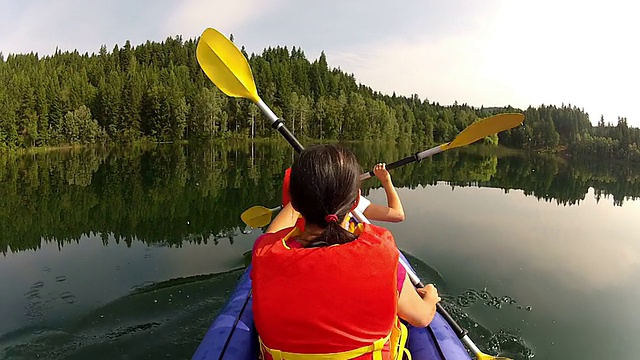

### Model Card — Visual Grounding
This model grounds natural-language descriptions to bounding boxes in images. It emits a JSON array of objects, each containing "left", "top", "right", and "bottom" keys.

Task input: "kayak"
[{"left": 192, "top": 251, "right": 472, "bottom": 359}]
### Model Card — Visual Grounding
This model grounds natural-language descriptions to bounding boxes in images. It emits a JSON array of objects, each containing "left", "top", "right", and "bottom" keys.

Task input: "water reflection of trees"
[
  {"left": 353, "top": 143, "right": 640, "bottom": 207},
  {"left": 0, "top": 142, "right": 291, "bottom": 254},
  {"left": 2, "top": 142, "right": 639, "bottom": 253}
]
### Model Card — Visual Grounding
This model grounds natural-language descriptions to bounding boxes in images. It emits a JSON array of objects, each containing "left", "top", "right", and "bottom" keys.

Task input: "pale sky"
[{"left": 1, "top": 0, "right": 638, "bottom": 127}]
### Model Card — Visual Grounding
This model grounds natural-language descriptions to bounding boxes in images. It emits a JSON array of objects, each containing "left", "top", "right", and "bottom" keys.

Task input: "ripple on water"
[
  {"left": 24, "top": 299, "right": 52, "bottom": 322},
  {"left": 130, "top": 281, "right": 157, "bottom": 292},
  {"left": 456, "top": 288, "right": 529, "bottom": 310},
  {"left": 60, "top": 292, "right": 77, "bottom": 304},
  {"left": 485, "top": 329, "right": 536, "bottom": 359},
  {"left": 439, "top": 288, "right": 536, "bottom": 359},
  {"left": 105, "top": 322, "right": 161, "bottom": 340},
  {"left": 24, "top": 289, "right": 41, "bottom": 300},
  {"left": 3, "top": 268, "right": 246, "bottom": 359}
]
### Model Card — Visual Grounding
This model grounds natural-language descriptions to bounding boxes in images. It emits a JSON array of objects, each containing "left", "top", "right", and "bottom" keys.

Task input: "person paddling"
[
  {"left": 251, "top": 144, "right": 440, "bottom": 360},
  {"left": 357, "top": 162, "right": 405, "bottom": 223},
  {"left": 281, "top": 161, "right": 405, "bottom": 233}
]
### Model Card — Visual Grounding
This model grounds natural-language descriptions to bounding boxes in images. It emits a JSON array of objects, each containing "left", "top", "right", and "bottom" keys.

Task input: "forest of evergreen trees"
[{"left": 1, "top": 35, "right": 639, "bottom": 161}]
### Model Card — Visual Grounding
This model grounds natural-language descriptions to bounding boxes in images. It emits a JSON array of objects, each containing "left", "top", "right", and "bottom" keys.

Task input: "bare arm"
[
  {"left": 265, "top": 202, "right": 299, "bottom": 233},
  {"left": 362, "top": 163, "right": 405, "bottom": 222},
  {"left": 397, "top": 274, "right": 440, "bottom": 327}
]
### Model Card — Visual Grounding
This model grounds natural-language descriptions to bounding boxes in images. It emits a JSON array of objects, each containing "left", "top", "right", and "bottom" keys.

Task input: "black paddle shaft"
[
  {"left": 364, "top": 154, "right": 419, "bottom": 178},
  {"left": 436, "top": 303, "right": 469, "bottom": 339},
  {"left": 272, "top": 119, "right": 304, "bottom": 153}
]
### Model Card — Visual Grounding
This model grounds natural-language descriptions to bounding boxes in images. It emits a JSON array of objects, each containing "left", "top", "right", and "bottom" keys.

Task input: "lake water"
[{"left": 1, "top": 142, "right": 639, "bottom": 359}]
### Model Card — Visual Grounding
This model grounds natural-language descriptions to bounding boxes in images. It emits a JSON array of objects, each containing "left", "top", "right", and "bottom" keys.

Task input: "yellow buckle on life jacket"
[
  {"left": 259, "top": 319, "right": 410, "bottom": 360},
  {"left": 391, "top": 320, "right": 411, "bottom": 360}
]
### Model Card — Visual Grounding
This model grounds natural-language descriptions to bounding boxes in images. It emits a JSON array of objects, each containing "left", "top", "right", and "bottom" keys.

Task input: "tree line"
[
  {"left": 2, "top": 142, "right": 639, "bottom": 254},
  {"left": 0, "top": 35, "right": 638, "bottom": 161}
]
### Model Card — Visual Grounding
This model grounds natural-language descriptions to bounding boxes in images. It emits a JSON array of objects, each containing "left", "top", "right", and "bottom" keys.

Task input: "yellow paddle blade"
[
  {"left": 441, "top": 113, "right": 524, "bottom": 151},
  {"left": 196, "top": 28, "right": 260, "bottom": 103},
  {"left": 476, "top": 352, "right": 512, "bottom": 360},
  {"left": 240, "top": 206, "right": 274, "bottom": 228}
]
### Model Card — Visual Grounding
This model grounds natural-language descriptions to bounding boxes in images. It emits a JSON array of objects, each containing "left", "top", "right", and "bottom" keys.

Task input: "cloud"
[
  {"left": 485, "top": 0, "right": 640, "bottom": 123},
  {"left": 324, "top": 0, "right": 640, "bottom": 126},
  {"left": 0, "top": 0, "right": 637, "bottom": 125},
  {"left": 165, "top": 0, "right": 285, "bottom": 44},
  {"left": 0, "top": 0, "right": 171, "bottom": 55},
  {"left": 326, "top": 33, "right": 524, "bottom": 108}
]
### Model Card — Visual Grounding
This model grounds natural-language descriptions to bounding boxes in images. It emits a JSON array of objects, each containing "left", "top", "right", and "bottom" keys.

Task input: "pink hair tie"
[{"left": 325, "top": 214, "right": 339, "bottom": 223}]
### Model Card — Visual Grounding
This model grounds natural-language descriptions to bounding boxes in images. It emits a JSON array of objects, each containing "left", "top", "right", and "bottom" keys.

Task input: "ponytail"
[{"left": 306, "top": 214, "right": 357, "bottom": 247}]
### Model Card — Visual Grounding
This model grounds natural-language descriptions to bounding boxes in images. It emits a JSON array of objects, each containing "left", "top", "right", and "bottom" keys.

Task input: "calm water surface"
[{"left": 1, "top": 142, "right": 639, "bottom": 360}]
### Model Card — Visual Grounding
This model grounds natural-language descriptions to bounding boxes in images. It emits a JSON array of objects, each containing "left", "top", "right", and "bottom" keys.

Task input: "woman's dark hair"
[{"left": 289, "top": 144, "right": 362, "bottom": 246}]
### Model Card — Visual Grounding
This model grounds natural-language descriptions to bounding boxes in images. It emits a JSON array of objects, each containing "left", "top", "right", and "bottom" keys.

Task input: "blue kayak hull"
[{"left": 193, "top": 253, "right": 471, "bottom": 359}]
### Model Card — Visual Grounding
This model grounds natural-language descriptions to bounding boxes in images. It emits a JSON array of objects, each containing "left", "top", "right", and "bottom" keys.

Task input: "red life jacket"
[{"left": 251, "top": 223, "right": 401, "bottom": 359}]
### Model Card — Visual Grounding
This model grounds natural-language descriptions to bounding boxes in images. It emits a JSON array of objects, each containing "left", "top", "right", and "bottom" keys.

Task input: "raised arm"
[{"left": 362, "top": 163, "right": 405, "bottom": 222}]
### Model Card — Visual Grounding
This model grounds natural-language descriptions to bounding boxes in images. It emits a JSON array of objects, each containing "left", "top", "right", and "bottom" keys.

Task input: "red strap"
[
  {"left": 282, "top": 167, "right": 306, "bottom": 230},
  {"left": 281, "top": 167, "right": 292, "bottom": 206}
]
